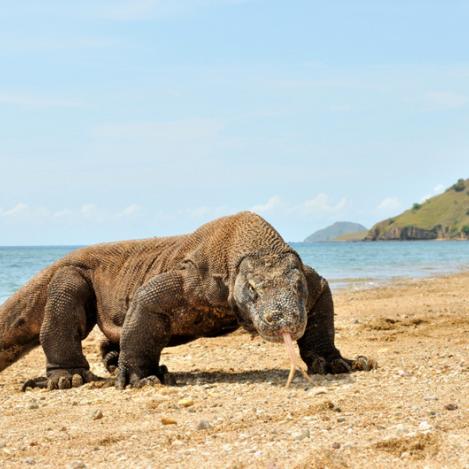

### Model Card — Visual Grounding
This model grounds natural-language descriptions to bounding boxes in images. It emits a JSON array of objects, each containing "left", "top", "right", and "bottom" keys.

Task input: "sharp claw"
[
  {"left": 47, "top": 379, "right": 58, "bottom": 391},
  {"left": 328, "top": 358, "right": 352, "bottom": 374},
  {"left": 21, "top": 377, "right": 48, "bottom": 392},
  {"left": 71, "top": 374, "right": 83, "bottom": 387},
  {"left": 309, "top": 357, "right": 327, "bottom": 374},
  {"left": 129, "top": 373, "right": 141, "bottom": 387},
  {"left": 134, "top": 375, "right": 161, "bottom": 388},
  {"left": 22, "top": 369, "right": 104, "bottom": 392},
  {"left": 58, "top": 376, "right": 71, "bottom": 390},
  {"left": 352, "top": 356, "right": 377, "bottom": 371},
  {"left": 307, "top": 355, "right": 375, "bottom": 375}
]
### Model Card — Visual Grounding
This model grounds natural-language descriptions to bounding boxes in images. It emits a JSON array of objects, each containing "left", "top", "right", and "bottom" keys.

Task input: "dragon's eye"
[
  {"left": 295, "top": 278, "right": 305, "bottom": 294},
  {"left": 247, "top": 282, "right": 258, "bottom": 300}
]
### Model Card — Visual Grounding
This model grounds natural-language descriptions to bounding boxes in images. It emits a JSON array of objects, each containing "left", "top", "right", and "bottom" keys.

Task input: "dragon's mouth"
[
  {"left": 255, "top": 318, "right": 306, "bottom": 343},
  {"left": 258, "top": 332, "right": 285, "bottom": 343},
  {"left": 257, "top": 325, "right": 305, "bottom": 343}
]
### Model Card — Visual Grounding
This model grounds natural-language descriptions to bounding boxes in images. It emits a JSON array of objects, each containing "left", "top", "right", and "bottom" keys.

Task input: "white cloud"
[
  {"left": 300, "top": 193, "right": 348, "bottom": 215},
  {"left": 433, "top": 184, "right": 445, "bottom": 194},
  {"left": 377, "top": 197, "right": 401, "bottom": 212},
  {"left": 0, "top": 203, "right": 54, "bottom": 219},
  {"left": 1, "top": 203, "right": 29, "bottom": 217},
  {"left": 250, "top": 196, "right": 282, "bottom": 214},
  {"left": 117, "top": 204, "right": 142, "bottom": 217},
  {"left": 1, "top": 203, "right": 146, "bottom": 223},
  {"left": 80, "top": 204, "right": 99, "bottom": 218},
  {"left": 53, "top": 209, "right": 73, "bottom": 218},
  {"left": 250, "top": 193, "right": 348, "bottom": 217},
  {"left": 0, "top": 93, "right": 83, "bottom": 109},
  {"left": 426, "top": 91, "right": 468, "bottom": 110},
  {"left": 420, "top": 183, "right": 446, "bottom": 203}
]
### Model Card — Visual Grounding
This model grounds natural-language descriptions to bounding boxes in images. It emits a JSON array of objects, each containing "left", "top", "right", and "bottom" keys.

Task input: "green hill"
[
  {"left": 304, "top": 222, "right": 367, "bottom": 242},
  {"left": 366, "top": 178, "right": 469, "bottom": 240}
]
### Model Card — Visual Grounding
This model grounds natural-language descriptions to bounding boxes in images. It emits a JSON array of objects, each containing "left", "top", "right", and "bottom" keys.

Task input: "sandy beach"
[{"left": 0, "top": 272, "right": 468, "bottom": 468}]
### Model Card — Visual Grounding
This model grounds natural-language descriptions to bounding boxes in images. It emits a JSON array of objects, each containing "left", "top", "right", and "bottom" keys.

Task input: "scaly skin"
[{"left": 0, "top": 212, "right": 374, "bottom": 390}]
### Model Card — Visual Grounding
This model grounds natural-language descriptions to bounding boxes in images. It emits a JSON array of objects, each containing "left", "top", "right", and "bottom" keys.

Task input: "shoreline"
[{"left": 330, "top": 267, "right": 469, "bottom": 293}]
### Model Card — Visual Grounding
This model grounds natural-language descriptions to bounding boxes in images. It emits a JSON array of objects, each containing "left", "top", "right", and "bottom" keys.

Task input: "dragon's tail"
[{"left": 0, "top": 267, "right": 54, "bottom": 372}]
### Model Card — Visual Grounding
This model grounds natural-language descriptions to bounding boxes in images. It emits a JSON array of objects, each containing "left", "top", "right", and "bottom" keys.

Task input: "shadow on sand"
[{"left": 170, "top": 368, "right": 355, "bottom": 388}]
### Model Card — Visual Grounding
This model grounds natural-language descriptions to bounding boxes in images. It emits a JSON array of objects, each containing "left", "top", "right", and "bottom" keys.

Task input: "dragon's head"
[{"left": 232, "top": 252, "right": 308, "bottom": 342}]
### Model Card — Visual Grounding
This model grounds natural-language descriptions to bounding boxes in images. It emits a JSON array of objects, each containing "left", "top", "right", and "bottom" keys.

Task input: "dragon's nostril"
[{"left": 264, "top": 312, "right": 275, "bottom": 324}]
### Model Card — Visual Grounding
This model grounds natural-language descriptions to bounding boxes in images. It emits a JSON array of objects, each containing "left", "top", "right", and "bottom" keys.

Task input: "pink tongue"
[
  {"left": 282, "top": 332, "right": 297, "bottom": 363},
  {"left": 282, "top": 332, "right": 312, "bottom": 387}
]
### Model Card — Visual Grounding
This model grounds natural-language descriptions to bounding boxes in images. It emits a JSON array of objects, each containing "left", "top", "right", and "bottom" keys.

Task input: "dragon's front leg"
[{"left": 298, "top": 266, "right": 376, "bottom": 374}]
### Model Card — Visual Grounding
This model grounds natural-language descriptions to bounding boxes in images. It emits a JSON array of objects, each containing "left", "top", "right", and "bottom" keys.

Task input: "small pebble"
[
  {"left": 337, "top": 417, "right": 346, "bottom": 423},
  {"left": 161, "top": 417, "right": 177, "bottom": 425},
  {"left": 92, "top": 410, "right": 103, "bottom": 420},
  {"left": 418, "top": 420, "right": 431, "bottom": 431},
  {"left": 292, "top": 429, "right": 310, "bottom": 441},
  {"left": 444, "top": 403, "right": 458, "bottom": 411},
  {"left": 67, "top": 462, "right": 87, "bottom": 469},
  {"left": 28, "top": 402, "right": 39, "bottom": 410},
  {"left": 196, "top": 420, "right": 211, "bottom": 430},
  {"left": 178, "top": 398, "right": 194, "bottom": 408},
  {"left": 24, "top": 458, "right": 35, "bottom": 465},
  {"left": 332, "top": 442, "right": 341, "bottom": 449},
  {"left": 395, "top": 423, "right": 406, "bottom": 433}
]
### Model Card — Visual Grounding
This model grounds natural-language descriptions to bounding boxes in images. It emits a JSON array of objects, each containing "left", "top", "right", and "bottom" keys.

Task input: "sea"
[{"left": 1, "top": 242, "right": 469, "bottom": 304}]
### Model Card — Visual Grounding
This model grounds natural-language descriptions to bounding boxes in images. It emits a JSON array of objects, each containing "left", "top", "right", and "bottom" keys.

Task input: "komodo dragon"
[{"left": 0, "top": 212, "right": 373, "bottom": 390}]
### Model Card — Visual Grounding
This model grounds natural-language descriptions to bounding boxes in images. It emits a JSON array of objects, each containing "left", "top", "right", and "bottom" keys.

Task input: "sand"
[{"left": 0, "top": 273, "right": 468, "bottom": 468}]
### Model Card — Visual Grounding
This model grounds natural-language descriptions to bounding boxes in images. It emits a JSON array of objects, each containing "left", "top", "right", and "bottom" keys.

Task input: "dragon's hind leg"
[{"left": 23, "top": 266, "right": 102, "bottom": 391}]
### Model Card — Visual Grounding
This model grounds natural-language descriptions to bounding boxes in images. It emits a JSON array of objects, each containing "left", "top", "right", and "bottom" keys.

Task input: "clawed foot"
[
  {"left": 115, "top": 364, "right": 176, "bottom": 389},
  {"left": 308, "top": 355, "right": 377, "bottom": 375},
  {"left": 22, "top": 369, "right": 103, "bottom": 391}
]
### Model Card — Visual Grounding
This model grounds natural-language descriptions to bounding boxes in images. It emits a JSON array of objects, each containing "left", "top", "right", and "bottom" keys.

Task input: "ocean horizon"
[{"left": 1, "top": 241, "right": 469, "bottom": 304}]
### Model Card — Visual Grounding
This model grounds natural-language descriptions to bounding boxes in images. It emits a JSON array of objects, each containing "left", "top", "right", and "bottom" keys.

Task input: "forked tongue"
[{"left": 282, "top": 332, "right": 312, "bottom": 387}]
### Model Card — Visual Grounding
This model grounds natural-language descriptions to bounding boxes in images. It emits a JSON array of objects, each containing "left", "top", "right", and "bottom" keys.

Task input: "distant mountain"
[
  {"left": 304, "top": 222, "right": 368, "bottom": 242},
  {"left": 366, "top": 178, "right": 469, "bottom": 240}
]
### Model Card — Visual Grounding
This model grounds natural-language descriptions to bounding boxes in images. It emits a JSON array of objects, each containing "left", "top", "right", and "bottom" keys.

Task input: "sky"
[{"left": 1, "top": 0, "right": 469, "bottom": 245}]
